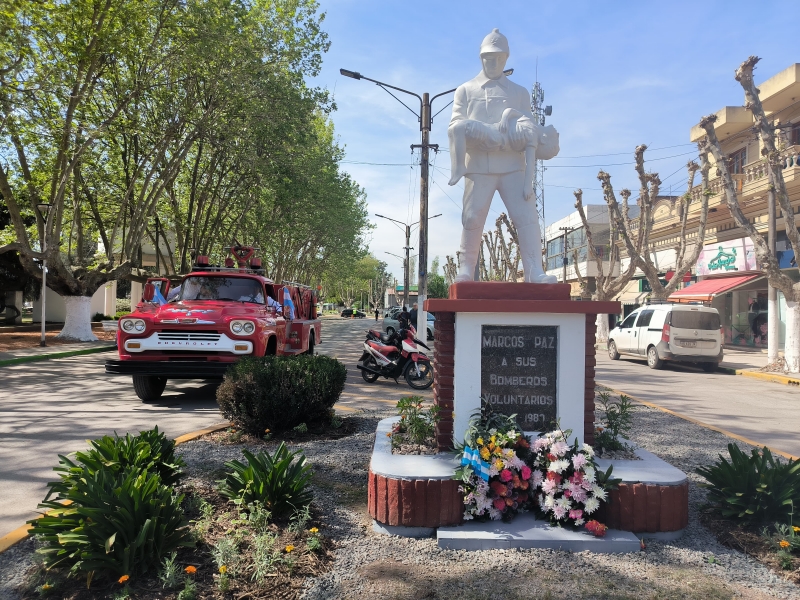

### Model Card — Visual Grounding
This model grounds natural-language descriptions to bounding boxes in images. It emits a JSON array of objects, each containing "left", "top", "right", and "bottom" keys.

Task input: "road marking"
[{"left": 599, "top": 382, "right": 799, "bottom": 461}]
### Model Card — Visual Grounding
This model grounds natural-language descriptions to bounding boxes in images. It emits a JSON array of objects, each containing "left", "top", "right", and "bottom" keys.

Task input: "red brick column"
[
  {"left": 432, "top": 311, "right": 455, "bottom": 451},
  {"left": 596, "top": 481, "right": 689, "bottom": 533},
  {"left": 585, "top": 313, "right": 598, "bottom": 445},
  {"left": 367, "top": 471, "right": 463, "bottom": 527}
]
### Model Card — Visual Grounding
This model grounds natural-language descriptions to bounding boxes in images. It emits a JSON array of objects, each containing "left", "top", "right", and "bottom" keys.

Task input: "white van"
[{"left": 607, "top": 302, "right": 723, "bottom": 371}]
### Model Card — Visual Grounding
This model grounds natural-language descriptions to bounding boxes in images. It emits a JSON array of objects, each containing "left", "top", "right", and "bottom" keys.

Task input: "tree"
[
  {"left": 428, "top": 256, "right": 448, "bottom": 299},
  {"left": 480, "top": 213, "right": 522, "bottom": 281},
  {"left": 698, "top": 56, "right": 800, "bottom": 372},
  {"left": 606, "top": 146, "right": 709, "bottom": 301}
]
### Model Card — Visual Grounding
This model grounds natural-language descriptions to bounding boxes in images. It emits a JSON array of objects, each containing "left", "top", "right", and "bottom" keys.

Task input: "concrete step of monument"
[{"left": 437, "top": 513, "right": 641, "bottom": 553}]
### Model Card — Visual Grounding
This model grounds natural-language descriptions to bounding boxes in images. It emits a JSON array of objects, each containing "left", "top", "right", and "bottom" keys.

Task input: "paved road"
[
  {"left": 0, "top": 317, "right": 429, "bottom": 537},
  {"left": 596, "top": 352, "right": 800, "bottom": 458}
]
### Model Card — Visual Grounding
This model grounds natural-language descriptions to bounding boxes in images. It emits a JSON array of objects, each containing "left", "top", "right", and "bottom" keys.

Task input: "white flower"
[
  {"left": 582, "top": 443, "right": 595, "bottom": 456},
  {"left": 574, "top": 517, "right": 585, "bottom": 526},
  {"left": 551, "top": 441, "right": 570, "bottom": 457},
  {"left": 584, "top": 497, "right": 600, "bottom": 514},
  {"left": 463, "top": 511, "right": 474, "bottom": 520},
  {"left": 583, "top": 466, "right": 596, "bottom": 482},
  {"left": 556, "top": 496, "right": 572, "bottom": 511},
  {"left": 544, "top": 494, "right": 556, "bottom": 509},
  {"left": 591, "top": 485, "right": 607, "bottom": 501},
  {"left": 548, "top": 459, "right": 570, "bottom": 474},
  {"left": 488, "top": 507, "right": 501, "bottom": 520}
]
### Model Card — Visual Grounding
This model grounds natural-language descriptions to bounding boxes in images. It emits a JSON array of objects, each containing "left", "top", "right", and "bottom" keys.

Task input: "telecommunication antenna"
[{"left": 531, "top": 67, "right": 552, "bottom": 253}]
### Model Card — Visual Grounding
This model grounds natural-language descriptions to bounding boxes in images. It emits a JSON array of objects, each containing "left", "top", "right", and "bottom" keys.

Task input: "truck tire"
[
  {"left": 646, "top": 346, "right": 664, "bottom": 370},
  {"left": 132, "top": 375, "right": 167, "bottom": 401}
]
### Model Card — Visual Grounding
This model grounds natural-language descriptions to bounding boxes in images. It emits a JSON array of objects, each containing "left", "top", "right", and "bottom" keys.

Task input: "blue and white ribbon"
[{"left": 461, "top": 445, "right": 491, "bottom": 481}]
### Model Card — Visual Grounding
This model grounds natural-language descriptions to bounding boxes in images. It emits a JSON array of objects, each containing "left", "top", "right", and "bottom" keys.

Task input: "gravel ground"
[{"left": 2, "top": 405, "right": 799, "bottom": 599}]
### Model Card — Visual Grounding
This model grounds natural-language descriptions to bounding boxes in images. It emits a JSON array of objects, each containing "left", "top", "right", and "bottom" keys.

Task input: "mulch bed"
[
  {"left": 204, "top": 418, "right": 360, "bottom": 446},
  {"left": 0, "top": 329, "right": 116, "bottom": 352},
  {"left": 699, "top": 510, "right": 800, "bottom": 584}
]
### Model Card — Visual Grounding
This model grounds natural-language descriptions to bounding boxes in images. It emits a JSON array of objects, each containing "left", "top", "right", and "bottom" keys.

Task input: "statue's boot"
[
  {"left": 516, "top": 223, "right": 558, "bottom": 284},
  {"left": 455, "top": 226, "right": 482, "bottom": 282}
]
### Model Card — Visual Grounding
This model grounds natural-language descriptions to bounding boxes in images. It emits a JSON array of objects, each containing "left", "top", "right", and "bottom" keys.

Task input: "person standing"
[
  {"left": 409, "top": 302, "right": 418, "bottom": 325},
  {"left": 375, "top": 307, "right": 380, "bottom": 322},
  {"left": 398, "top": 305, "right": 410, "bottom": 331}
]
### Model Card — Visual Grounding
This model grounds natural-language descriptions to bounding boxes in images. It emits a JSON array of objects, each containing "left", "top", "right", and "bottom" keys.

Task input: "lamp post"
[
  {"left": 342, "top": 67, "right": 456, "bottom": 337},
  {"left": 37, "top": 203, "right": 53, "bottom": 347}
]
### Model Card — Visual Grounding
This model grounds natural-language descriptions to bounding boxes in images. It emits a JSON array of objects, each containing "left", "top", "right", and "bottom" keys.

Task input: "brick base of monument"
[
  {"left": 367, "top": 471, "right": 463, "bottom": 528},
  {"left": 598, "top": 481, "right": 689, "bottom": 533}
]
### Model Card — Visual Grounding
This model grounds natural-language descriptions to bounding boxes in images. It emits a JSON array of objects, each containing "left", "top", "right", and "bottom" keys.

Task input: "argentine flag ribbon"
[
  {"left": 153, "top": 285, "right": 168, "bottom": 306},
  {"left": 461, "top": 445, "right": 491, "bottom": 481}
]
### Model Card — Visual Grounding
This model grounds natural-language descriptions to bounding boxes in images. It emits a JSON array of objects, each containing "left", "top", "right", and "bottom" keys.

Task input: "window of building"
[
  {"left": 730, "top": 147, "right": 747, "bottom": 174},
  {"left": 792, "top": 124, "right": 800, "bottom": 146}
]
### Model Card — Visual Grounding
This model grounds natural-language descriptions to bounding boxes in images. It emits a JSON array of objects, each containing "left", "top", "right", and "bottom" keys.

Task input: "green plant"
[
  {"left": 394, "top": 396, "right": 440, "bottom": 445},
  {"left": 177, "top": 576, "right": 197, "bottom": 600},
  {"left": 217, "top": 571, "right": 231, "bottom": 592},
  {"left": 30, "top": 467, "right": 194, "bottom": 584},
  {"left": 292, "top": 422, "right": 308, "bottom": 434},
  {"left": 330, "top": 415, "right": 343, "bottom": 429},
  {"left": 761, "top": 515, "right": 800, "bottom": 566},
  {"left": 288, "top": 505, "right": 311, "bottom": 534},
  {"left": 158, "top": 552, "right": 182, "bottom": 589},
  {"left": 45, "top": 427, "right": 185, "bottom": 501},
  {"left": 696, "top": 444, "right": 800, "bottom": 521},
  {"left": 594, "top": 392, "right": 634, "bottom": 453},
  {"left": 245, "top": 503, "right": 272, "bottom": 534},
  {"left": 218, "top": 444, "right": 313, "bottom": 518},
  {"left": 251, "top": 532, "right": 281, "bottom": 581},
  {"left": 306, "top": 528, "right": 322, "bottom": 553},
  {"left": 210, "top": 537, "right": 241, "bottom": 577},
  {"left": 92, "top": 312, "right": 113, "bottom": 322},
  {"left": 112, "top": 586, "right": 132, "bottom": 600},
  {"left": 216, "top": 355, "right": 347, "bottom": 434}
]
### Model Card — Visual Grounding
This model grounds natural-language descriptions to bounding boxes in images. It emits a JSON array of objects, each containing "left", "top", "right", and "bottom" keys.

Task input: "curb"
[
  {"left": 0, "top": 345, "right": 116, "bottom": 367},
  {"left": 717, "top": 366, "right": 800, "bottom": 386},
  {"left": 0, "top": 422, "right": 230, "bottom": 554},
  {"left": 599, "top": 384, "right": 799, "bottom": 462}
]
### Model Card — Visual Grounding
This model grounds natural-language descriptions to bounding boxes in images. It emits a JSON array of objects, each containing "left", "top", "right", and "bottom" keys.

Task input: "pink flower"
[
  {"left": 541, "top": 479, "right": 558, "bottom": 494},
  {"left": 571, "top": 488, "right": 588, "bottom": 503},
  {"left": 553, "top": 505, "right": 567, "bottom": 520},
  {"left": 569, "top": 509, "right": 583, "bottom": 521},
  {"left": 500, "top": 469, "right": 513, "bottom": 482},
  {"left": 533, "top": 438, "right": 549, "bottom": 451},
  {"left": 564, "top": 489, "right": 572, "bottom": 498},
  {"left": 531, "top": 470, "right": 544, "bottom": 487},
  {"left": 572, "top": 454, "right": 587, "bottom": 469},
  {"left": 521, "top": 465, "right": 532, "bottom": 480},
  {"left": 493, "top": 498, "right": 506, "bottom": 511}
]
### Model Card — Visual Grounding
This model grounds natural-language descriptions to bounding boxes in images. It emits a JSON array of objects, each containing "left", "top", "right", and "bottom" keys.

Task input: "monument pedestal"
[{"left": 426, "top": 282, "right": 619, "bottom": 450}]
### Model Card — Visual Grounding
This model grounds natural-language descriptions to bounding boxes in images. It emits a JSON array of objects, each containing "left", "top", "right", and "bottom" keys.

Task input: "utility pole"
[
  {"left": 768, "top": 163, "right": 778, "bottom": 363},
  {"left": 559, "top": 226, "right": 574, "bottom": 285},
  {"left": 531, "top": 72, "right": 553, "bottom": 258}
]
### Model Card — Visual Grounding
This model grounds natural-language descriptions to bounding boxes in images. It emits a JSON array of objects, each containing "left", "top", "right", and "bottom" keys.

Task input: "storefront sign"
[
  {"left": 697, "top": 238, "right": 758, "bottom": 275},
  {"left": 481, "top": 325, "right": 558, "bottom": 430}
]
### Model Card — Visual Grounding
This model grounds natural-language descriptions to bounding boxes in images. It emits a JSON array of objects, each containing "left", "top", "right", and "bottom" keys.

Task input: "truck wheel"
[
  {"left": 132, "top": 375, "right": 167, "bottom": 401},
  {"left": 647, "top": 346, "right": 664, "bottom": 370},
  {"left": 307, "top": 332, "right": 315, "bottom": 355}
]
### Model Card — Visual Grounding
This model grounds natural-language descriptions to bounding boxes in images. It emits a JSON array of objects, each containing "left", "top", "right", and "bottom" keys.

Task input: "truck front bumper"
[{"left": 105, "top": 359, "right": 232, "bottom": 379}]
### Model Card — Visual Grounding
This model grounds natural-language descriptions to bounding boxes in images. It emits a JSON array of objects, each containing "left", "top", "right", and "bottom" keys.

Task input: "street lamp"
[
  {"left": 342, "top": 65, "right": 456, "bottom": 336},
  {"left": 37, "top": 203, "right": 53, "bottom": 347}
]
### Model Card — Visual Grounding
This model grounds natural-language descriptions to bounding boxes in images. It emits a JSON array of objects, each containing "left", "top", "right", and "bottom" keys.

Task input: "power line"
[{"left": 545, "top": 150, "right": 697, "bottom": 168}]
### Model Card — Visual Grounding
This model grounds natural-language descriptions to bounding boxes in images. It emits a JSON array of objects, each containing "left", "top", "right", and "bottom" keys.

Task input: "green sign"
[
  {"left": 639, "top": 278, "right": 667, "bottom": 293},
  {"left": 707, "top": 246, "right": 738, "bottom": 271}
]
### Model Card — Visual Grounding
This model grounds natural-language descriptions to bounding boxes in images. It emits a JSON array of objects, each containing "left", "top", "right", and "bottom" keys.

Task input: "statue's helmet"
[{"left": 480, "top": 28, "right": 509, "bottom": 56}]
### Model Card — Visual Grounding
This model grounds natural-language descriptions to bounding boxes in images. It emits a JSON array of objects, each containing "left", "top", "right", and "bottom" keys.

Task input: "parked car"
[
  {"left": 607, "top": 302, "right": 723, "bottom": 372},
  {"left": 383, "top": 310, "right": 435, "bottom": 340},
  {"left": 341, "top": 308, "right": 366, "bottom": 318}
]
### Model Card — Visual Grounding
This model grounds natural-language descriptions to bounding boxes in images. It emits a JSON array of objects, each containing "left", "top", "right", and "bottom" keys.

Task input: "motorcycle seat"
[{"left": 367, "top": 340, "right": 396, "bottom": 356}]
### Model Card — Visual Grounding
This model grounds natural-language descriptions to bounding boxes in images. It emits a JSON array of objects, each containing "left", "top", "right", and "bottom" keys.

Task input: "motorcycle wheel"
[
  {"left": 404, "top": 360, "right": 433, "bottom": 390},
  {"left": 361, "top": 357, "right": 380, "bottom": 383}
]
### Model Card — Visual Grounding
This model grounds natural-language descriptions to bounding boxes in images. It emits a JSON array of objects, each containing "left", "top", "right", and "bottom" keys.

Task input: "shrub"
[
  {"left": 394, "top": 396, "right": 440, "bottom": 445},
  {"left": 45, "top": 427, "right": 185, "bottom": 501},
  {"left": 91, "top": 312, "right": 112, "bottom": 322},
  {"left": 29, "top": 467, "right": 194, "bottom": 584},
  {"left": 218, "top": 444, "right": 313, "bottom": 518},
  {"left": 696, "top": 443, "right": 800, "bottom": 522},
  {"left": 594, "top": 392, "right": 634, "bottom": 454},
  {"left": 216, "top": 355, "right": 347, "bottom": 434}
]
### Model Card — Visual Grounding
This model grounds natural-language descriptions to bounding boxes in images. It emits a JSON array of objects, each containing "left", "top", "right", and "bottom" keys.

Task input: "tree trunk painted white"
[
  {"left": 784, "top": 299, "right": 800, "bottom": 373},
  {"left": 56, "top": 296, "right": 99, "bottom": 342},
  {"left": 596, "top": 313, "right": 610, "bottom": 344}
]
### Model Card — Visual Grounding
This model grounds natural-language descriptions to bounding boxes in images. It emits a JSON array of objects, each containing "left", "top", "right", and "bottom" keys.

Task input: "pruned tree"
[
  {"left": 699, "top": 56, "right": 800, "bottom": 372},
  {"left": 601, "top": 146, "right": 710, "bottom": 303},
  {"left": 573, "top": 188, "right": 640, "bottom": 342},
  {"left": 480, "top": 213, "right": 522, "bottom": 282},
  {"left": 444, "top": 254, "right": 459, "bottom": 287}
]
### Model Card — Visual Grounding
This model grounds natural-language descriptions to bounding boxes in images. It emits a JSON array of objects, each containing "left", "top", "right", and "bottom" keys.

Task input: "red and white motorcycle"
[{"left": 356, "top": 325, "right": 433, "bottom": 389}]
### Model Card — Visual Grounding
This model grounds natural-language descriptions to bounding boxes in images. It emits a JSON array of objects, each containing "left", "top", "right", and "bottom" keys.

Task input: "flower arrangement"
[
  {"left": 526, "top": 428, "right": 618, "bottom": 529},
  {"left": 454, "top": 412, "right": 533, "bottom": 521}
]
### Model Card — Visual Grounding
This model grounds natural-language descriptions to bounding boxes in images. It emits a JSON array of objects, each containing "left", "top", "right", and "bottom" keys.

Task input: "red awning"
[{"left": 668, "top": 274, "right": 763, "bottom": 302}]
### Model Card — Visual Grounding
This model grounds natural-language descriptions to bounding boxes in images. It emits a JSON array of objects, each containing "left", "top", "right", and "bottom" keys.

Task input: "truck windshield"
[
  {"left": 180, "top": 277, "right": 265, "bottom": 303},
  {"left": 671, "top": 310, "right": 720, "bottom": 330}
]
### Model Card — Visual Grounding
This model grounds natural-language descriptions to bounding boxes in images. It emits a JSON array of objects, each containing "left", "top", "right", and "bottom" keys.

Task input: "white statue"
[{"left": 448, "top": 28, "right": 559, "bottom": 284}]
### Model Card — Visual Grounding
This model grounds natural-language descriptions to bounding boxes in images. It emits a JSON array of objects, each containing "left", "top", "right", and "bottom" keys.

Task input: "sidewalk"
[{"left": 0, "top": 341, "right": 116, "bottom": 365}]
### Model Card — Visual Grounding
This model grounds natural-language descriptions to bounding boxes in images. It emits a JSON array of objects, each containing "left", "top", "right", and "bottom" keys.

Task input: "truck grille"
[{"left": 156, "top": 332, "right": 222, "bottom": 343}]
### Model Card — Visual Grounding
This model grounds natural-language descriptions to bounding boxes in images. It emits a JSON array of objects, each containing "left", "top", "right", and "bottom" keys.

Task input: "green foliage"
[
  {"left": 761, "top": 509, "right": 800, "bottom": 569},
  {"left": 158, "top": 552, "right": 182, "bottom": 589},
  {"left": 427, "top": 273, "right": 449, "bottom": 299},
  {"left": 696, "top": 444, "right": 800, "bottom": 522},
  {"left": 216, "top": 355, "right": 346, "bottom": 434},
  {"left": 394, "top": 396, "right": 440, "bottom": 445},
  {"left": 218, "top": 444, "right": 313, "bottom": 518},
  {"left": 45, "top": 427, "right": 185, "bottom": 501},
  {"left": 177, "top": 576, "right": 197, "bottom": 600},
  {"left": 211, "top": 537, "right": 241, "bottom": 577},
  {"left": 250, "top": 532, "right": 282, "bottom": 582},
  {"left": 594, "top": 392, "right": 634, "bottom": 453},
  {"left": 287, "top": 505, "right": 311, "bottom": 534},
  {"left": 91, "top": 313, "right": 112, "bottom": 322},
  {"left": 29, "top": 468, "right": 194, "bottom": 582}
]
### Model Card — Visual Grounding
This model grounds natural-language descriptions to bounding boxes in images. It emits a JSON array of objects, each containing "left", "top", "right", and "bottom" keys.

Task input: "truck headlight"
[
  {"left": 230, "top": 320, "right": 255, "bottom": 335},
  {"left": 121, "top": 318, "right": 146, "bottom": 333}
]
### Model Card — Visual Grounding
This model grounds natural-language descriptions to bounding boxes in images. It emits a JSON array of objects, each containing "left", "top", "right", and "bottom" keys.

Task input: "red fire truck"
[{"left": 106, "top": 244, "right": 320, "bottom": 401}]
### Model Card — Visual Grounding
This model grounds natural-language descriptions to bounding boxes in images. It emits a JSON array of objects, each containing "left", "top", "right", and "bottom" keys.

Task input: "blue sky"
[{"left": 309, "top": 0, "right": 790, "bottom": 282}]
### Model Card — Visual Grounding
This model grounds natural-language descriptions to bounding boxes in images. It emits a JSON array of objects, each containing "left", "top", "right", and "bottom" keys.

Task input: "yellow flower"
[
  {"left": 309, "top": 527, "right": 319, "bottom": 534},
  {"left": 494, "top": 459, "right": 504, "bottom": 471},
  {"left": 794, "top": 526, "right": 800, "bottom": 533},
  {"left": 219, "top": 565, "right": 227, "bottom": 574},
  {"left": 476, "top": 437, "right": 484, "bottom": 446},
  {"left": 386, "top": 433, "right": 392, "bottom": 437},
  {"left": 264, "top": 429, "right": 271, "bottom": 434},
  {"left": 488, "top": 443, "right": 495, "bottom": 451},
  {"left": 490, "top": 435, "right": 496, "bottom": 444},
  {"left": 480, "top": 447, "right": 490, "bottom": 460},
  {"left": 285, "top": 544, "right": 295, "bottom": 553},
  {"left": 185, "top": 565, "right": 197, "bottom": 575},
  {"left": 41, "top": 584, "right": 52, "bottom": 591},
  {"left": 779, "top": 539, "right": 791, "bottom": 548},
  {"left": 493, "top": 447, "right": 502, "bottom": 456},
  {"left": 118, "top": 575, "right": 130, "bottom": 584}
]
